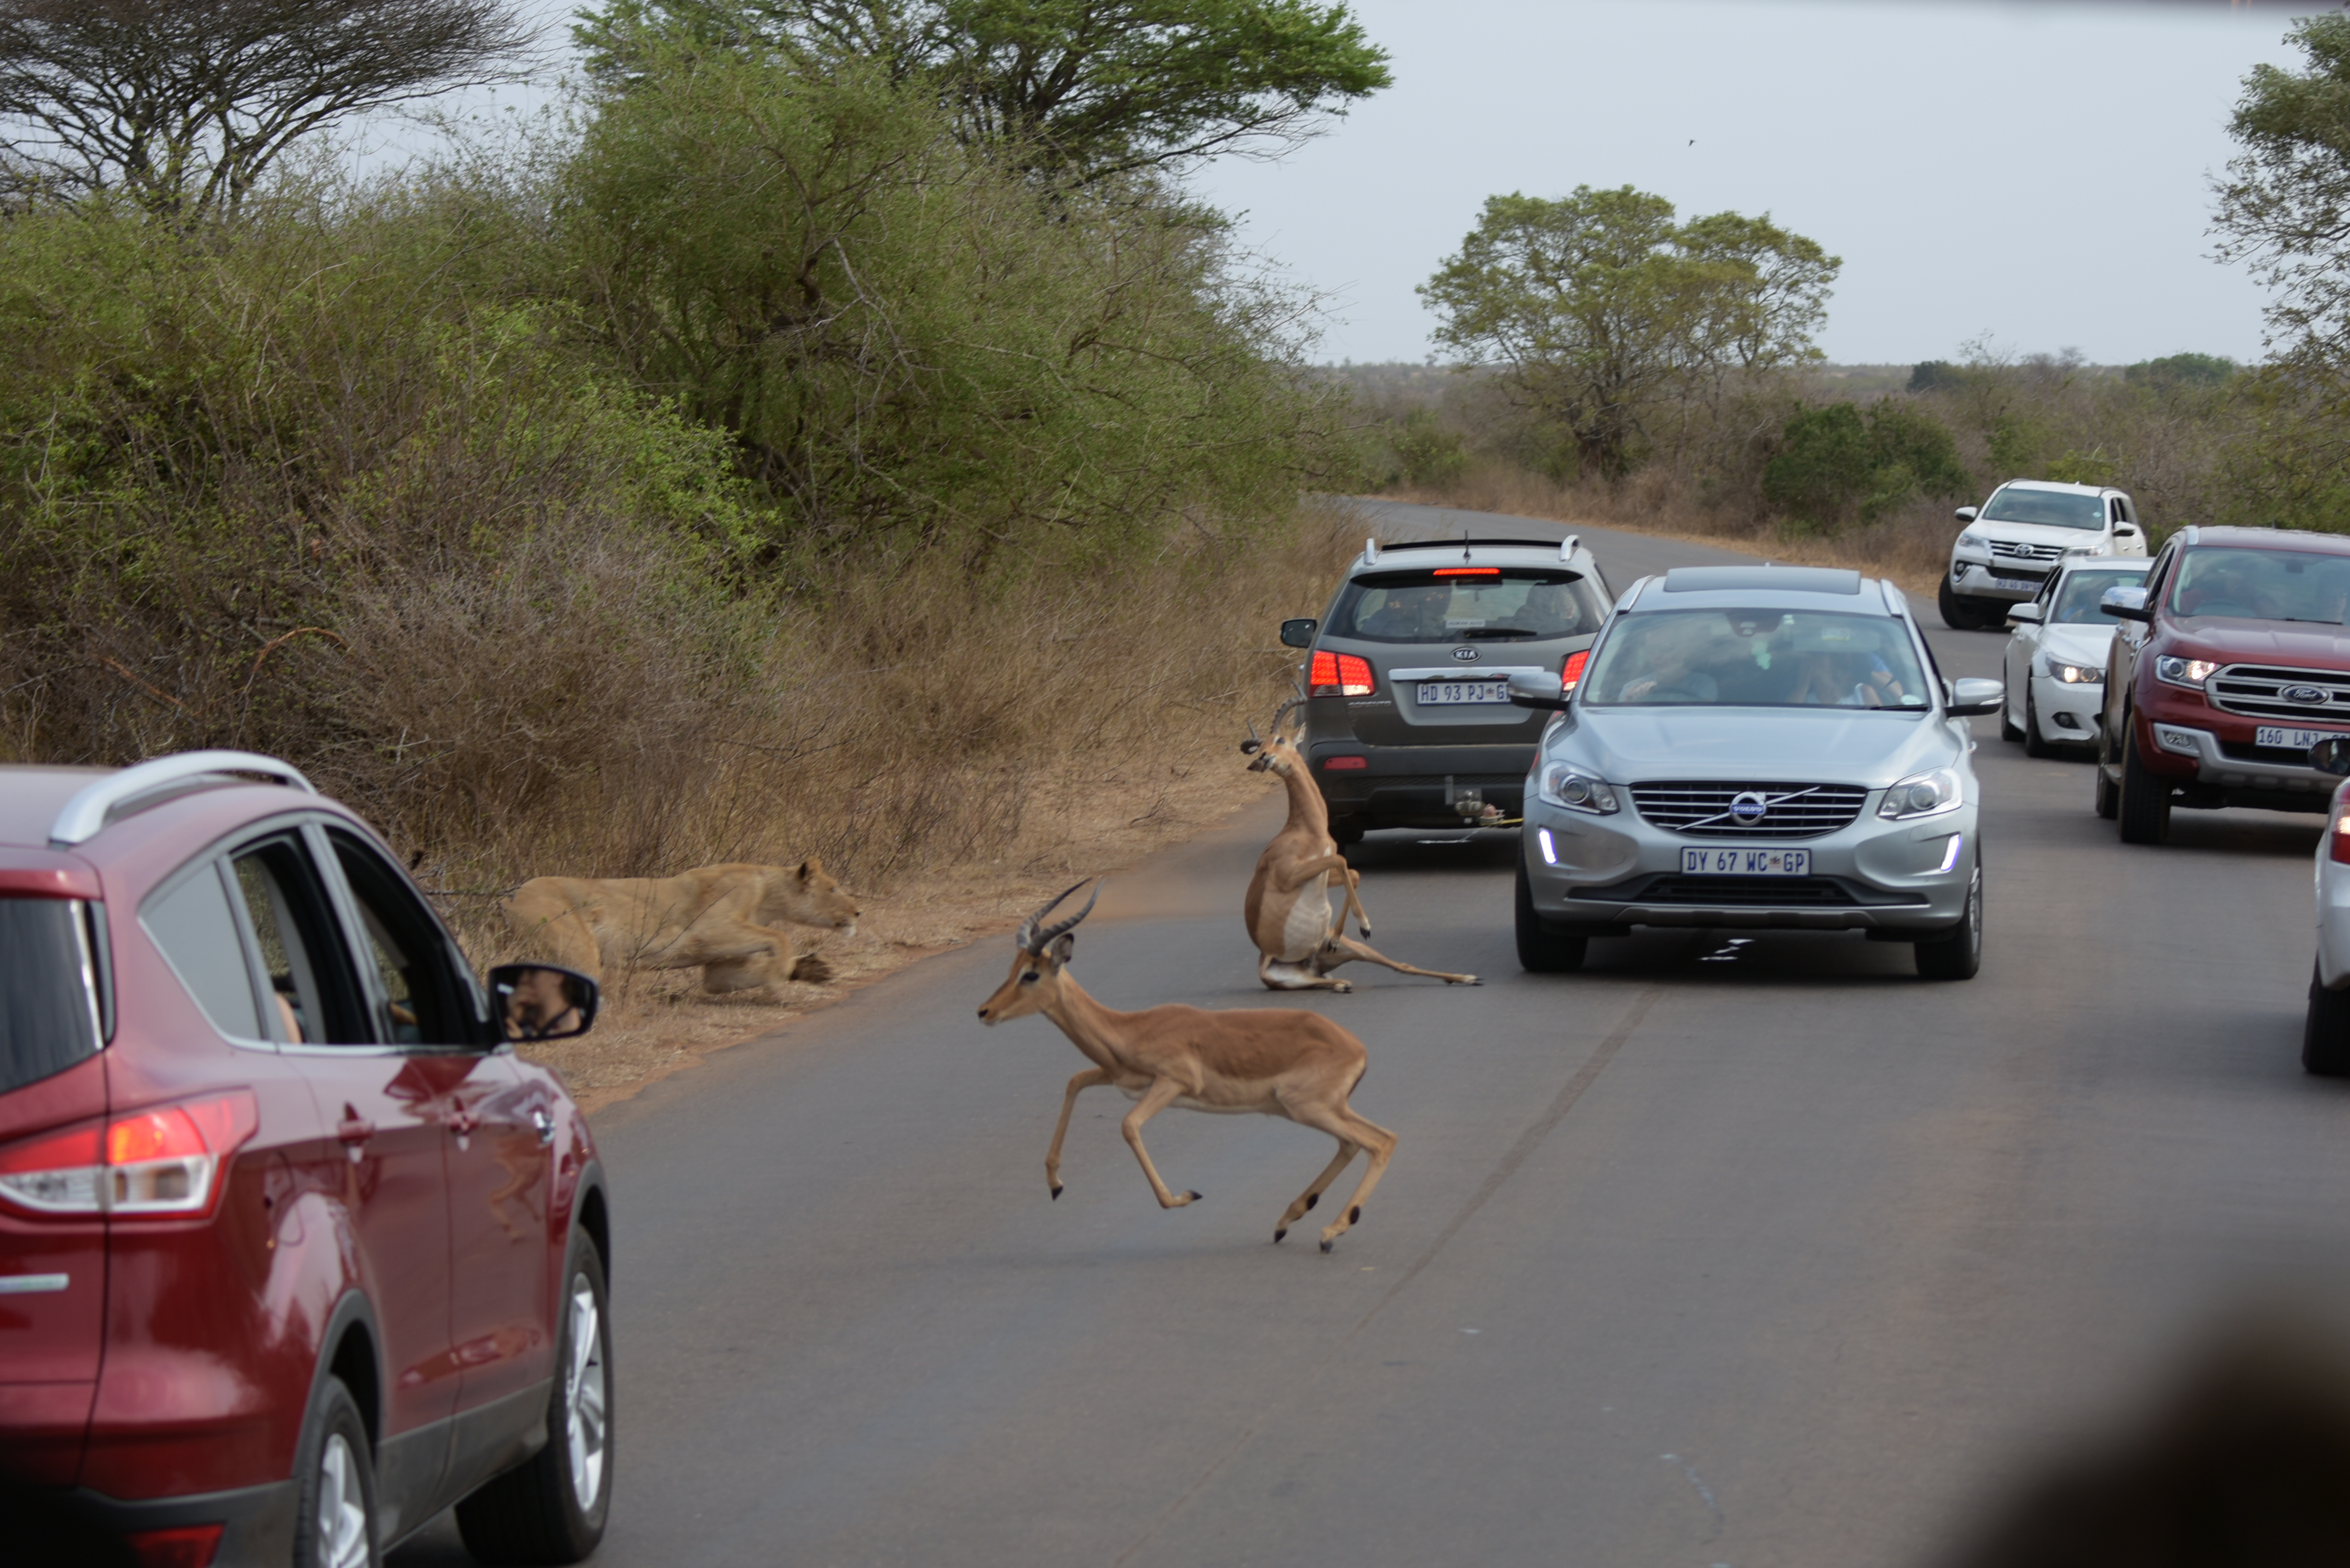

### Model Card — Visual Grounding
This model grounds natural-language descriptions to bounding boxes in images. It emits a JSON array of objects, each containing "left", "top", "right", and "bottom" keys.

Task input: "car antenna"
[{"left": 1462, "top": 529, "right": 1471, "bottom": 562}]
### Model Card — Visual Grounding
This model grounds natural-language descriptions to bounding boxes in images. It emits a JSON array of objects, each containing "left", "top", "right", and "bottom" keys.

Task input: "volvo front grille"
[{"left": 1629, "top": 781, "right": 1871, "bottom": 838}]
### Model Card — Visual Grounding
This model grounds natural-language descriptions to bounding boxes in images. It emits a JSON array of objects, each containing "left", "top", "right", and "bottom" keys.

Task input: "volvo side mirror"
[
  {"left": 2099, "top": 585, "right": 2151, "bottom": 622},
  {"left": 1279, "top": 618, "right": 1317, "bottom": 649},
  {"left": 2313, "top": 738, "right": 2350, "bottom": 777},
  {"left": 1948, "top": 677, "right": 2005, "bottom": 717},
  {"left": 1505, "top": 671, "right": 1572, "bottom": 711}
]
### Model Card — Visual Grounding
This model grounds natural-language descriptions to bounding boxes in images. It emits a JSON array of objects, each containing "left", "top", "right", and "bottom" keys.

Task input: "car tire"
[
  {"left": 1914, "top": 863, "right": 1983, "bottom": 981},
  {"left": 455, "top": 1232, "right": 613, "bottom": 1565},
  {"left": 293, "top": 1375, "right": 379, "bottom": 1568},
  {"left": 2306, "top": 960, "right": 2350, "bottom": 1077},
  {"left": 2093, "top": 721, "right": 2122, "bottom": 818},
  {"left": 1514, "top": 860, "right": 1586, "bottom": 974},
  {"left": 1999, "top": 689, "right": 2024, "bottom": 743},
  {"left": 2022, "top": 685, "right": 2055, "bottom": 758},
  {"left": 1938, "top": 578, "right": 1986, "bottom": 631},
  {"left": 2116, "top": 725, "right": 2172, "bottom": 845}
]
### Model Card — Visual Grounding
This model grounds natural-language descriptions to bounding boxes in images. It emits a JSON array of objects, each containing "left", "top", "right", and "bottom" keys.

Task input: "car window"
[
  {"left": 1979, "top": 489, "right": 2104, "bottom": 530},
  {"left": 2051, "top": 566, "right": 2150, "bottom": 624},
  {"left": 228, "top": 836, "right": 370, "bottom": 1046},
  {"left": 326, "top": 828, "right": 480, "bottom": 1048},
  {"left": 2171, "top": 547, "right": 2350, "bottom": 625},
  {"left": 1583, "top": 608, "right": 1931, "bottom": 709},
  {"left": 1331, "top": 568, "right": 1608, "bottom": 643},
  {"left": 143, "top": 862, "right": 266, "bottom": 1041},
  {"left": 0, "top": 899, "right": 101, "bottom": 1094}
]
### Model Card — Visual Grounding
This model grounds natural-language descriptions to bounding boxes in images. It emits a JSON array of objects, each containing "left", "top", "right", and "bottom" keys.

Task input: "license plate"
[
  {"left": 1990, "top": 575, "right": 2040, "bottom": 591},
  {"left": 1416, "top": 680, "right": 1511, "bottom": 705},
  {"left": 1681, "top": 847, "right": 1811, "bottom": 875},
  {"left": 2257, "top": 725, "right": 2350, "bottom": 751}
]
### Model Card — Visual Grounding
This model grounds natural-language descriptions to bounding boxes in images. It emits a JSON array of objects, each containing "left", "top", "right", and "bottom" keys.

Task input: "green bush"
[{"left": 1761, "top": 399, "right": 1968, "bottom": 529}]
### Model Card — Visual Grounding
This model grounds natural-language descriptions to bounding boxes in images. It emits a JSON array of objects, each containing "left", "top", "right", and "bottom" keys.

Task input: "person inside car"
[
  {"left": 1788, "top": 649, "right": 1903, "bottom": 707},
  {"left": 1358, "top": 582, "right": 1454, "bottom": 639},
  {"left": 1615, "top": 625, "right": 1721, "bottom": 703}
]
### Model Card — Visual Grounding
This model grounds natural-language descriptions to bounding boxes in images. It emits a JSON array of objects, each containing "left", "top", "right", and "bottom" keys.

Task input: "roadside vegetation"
[
  {"left": 1357, "top": 13, "right": 2350, "bottom": 587},
  {"left": 0, "top": 0, "right": 1386, "bottom": 939}
]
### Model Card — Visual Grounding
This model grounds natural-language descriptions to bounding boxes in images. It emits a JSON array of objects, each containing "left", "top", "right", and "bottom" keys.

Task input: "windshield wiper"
[{"left": 2277, "top": 616, "right": 2347, "bottom": 626}]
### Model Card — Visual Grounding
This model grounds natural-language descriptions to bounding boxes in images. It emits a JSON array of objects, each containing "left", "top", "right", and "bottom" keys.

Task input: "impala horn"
[
  {"left": 1270, "top": 696, "right": 1307, "bottom": 736},
  {"left": 1241, "top": 719, "right": 1262, "bottom": 756},
  {"left": 1017, "top": 877, "right": 1104, "bottom": 954}
]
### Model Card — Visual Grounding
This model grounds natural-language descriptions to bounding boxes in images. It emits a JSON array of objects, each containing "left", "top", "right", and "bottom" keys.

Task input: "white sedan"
[
  {"left": 2309, "top": 739, "right": 2350, "bottom": 1074},
  {"left": 1999, "top": 560, "right": 2151, "bottom": 756}
]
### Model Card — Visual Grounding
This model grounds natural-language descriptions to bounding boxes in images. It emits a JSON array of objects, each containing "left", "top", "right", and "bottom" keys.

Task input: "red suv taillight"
[
  {"left": 1310, "top": 651, "right": 1375, "bottom": 697},
  {"left": 1560, "top": 650, "right": 1589, "bottom": 693},
  {"left": 0, "top": 1092, "right": 257, "bottom": 1219},
  {"left": 2332, "top": 790, "right": 2350, "bottom": 866}
]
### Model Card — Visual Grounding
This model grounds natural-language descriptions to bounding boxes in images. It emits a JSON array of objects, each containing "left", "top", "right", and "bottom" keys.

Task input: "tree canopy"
[
  {"left": 0, "top": 0, "right": 533, "bottom": 215},
  {"left": 574, "top": 0, "right": 1390, "bottom": 183},
  {"left": 1418, "top": 185, "right": 1838, "bottom": 477},
  {"left": 2217, "top": 14, "right": 2350, "bottom": 370}
]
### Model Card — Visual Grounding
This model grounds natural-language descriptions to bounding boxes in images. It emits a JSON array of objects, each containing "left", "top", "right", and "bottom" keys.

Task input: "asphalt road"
[{"left": 398, "top": 499, "right": 2350, "bottom": 1567}]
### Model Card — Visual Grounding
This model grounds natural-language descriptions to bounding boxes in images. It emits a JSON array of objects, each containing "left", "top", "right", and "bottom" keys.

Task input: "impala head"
[
  {"left": 1240, "top": 699, "right": 1308, "bottom": 775},
  {"left": 976, "top": 878, "right": 1103, "bottom": 1024}
]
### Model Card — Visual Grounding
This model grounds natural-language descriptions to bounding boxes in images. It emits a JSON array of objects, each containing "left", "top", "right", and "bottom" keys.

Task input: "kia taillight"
[
  {"left": 0, "top": 1092, "right": 257, "bottom": 1219},
  {"left": 1309, "top": 651, "right": 1375, "bottom": 697},
  {"left": 1560, "top": 650, "right": 1589, "bottom": 693}
]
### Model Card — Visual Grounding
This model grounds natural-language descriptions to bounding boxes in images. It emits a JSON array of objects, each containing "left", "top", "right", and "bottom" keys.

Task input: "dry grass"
[
  {"left": 1380, "top": 458, "right": 1951, "bottom": 598},
  {"left": 425, "top": 501, "right": 1363, "bottom": 1110}
]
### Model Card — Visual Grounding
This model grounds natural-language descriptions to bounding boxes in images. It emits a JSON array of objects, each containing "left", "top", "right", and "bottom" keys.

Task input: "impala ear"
[
  {"left": 1047, "top": 932, "right": 1076, "bottom": 965},
  {"left": 797, "top": 857, "right": 821, "bottom": 880}
]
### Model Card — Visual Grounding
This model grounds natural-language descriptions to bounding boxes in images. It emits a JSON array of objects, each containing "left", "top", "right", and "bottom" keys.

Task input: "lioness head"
[{"left": 763, "top": 858, "right": 860, "bottom": 935}]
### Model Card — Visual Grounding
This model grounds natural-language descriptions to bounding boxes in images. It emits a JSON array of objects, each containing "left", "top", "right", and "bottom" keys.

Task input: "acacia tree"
[
  {"left": 575, "top": 0, "right": 1390, "bottom": 183},
  {"left": 1418, "top": 186, "right": 1838, "bottom": 478},
  {"left": 0, "top": 0, "right": 533, "bottom": 215}
]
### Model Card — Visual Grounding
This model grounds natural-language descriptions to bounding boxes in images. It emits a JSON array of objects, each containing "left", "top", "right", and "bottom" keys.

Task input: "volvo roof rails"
[{"left": 50, "top": 750, "right": 317, "bottom": 847}]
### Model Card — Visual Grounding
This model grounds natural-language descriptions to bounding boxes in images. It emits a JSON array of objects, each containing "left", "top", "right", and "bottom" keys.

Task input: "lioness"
[{"left": 503, "top": 860, "right": 861, "bottom": 993}]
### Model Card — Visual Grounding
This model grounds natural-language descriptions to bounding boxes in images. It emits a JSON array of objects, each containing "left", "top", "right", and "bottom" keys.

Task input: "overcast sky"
[{"left": 1183, "top": 1, "right": 2309, "bottom": 368}]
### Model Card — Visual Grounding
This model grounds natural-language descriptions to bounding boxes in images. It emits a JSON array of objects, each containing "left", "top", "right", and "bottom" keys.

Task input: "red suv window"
[{"left": 0, "top": 898, "right": 101, "bottom": 1093}]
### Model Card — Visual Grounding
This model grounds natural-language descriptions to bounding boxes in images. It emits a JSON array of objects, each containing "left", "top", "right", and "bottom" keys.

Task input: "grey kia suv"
[{"left": 1278, "top": 535, "right": 1612, "bottom": 840}]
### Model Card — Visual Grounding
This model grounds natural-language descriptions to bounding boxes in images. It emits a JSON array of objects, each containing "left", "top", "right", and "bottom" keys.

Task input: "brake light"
[
  {"left": 1560, "top": 650, "right": 1589, "bottom": 693},
  {"left": 0, "top": 1092, "right": 257, "bottom": 1219},
  {"left": 1309, "top": 650, "right": 1375, "bottom": 697},
  {"left": 1432, "top": 567, "right": 1500, "bottom": 577},
  {"left": 2333, "top": 794, "right": 2350, "bottom": 865},
  {"left": 125, "top": 1524, "right": 224, "bottom": 1568},
  {"left": 1323, "top": 755, "right": 1368, "bottom": 771}
]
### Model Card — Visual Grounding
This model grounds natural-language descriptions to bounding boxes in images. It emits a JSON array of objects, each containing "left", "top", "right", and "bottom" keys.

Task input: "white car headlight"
[
  {"left": 1538, "top": 763, "right": 1618, "bottom": 815},
  {"left": 2052, "top": 662, "right": 2102, "bottom": 684},
  {"left": 1955, "top": 531, "right": 1988, "bottom": 554},
  {"left": 1878, "top": 767, "right": 1964, "bottom": 820}
]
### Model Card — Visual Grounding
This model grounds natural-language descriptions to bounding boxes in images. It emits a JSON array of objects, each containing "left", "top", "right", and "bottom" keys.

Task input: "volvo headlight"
[
  {"left": 1877, "top": 767, "right": 1964, "bottom": 820},
  {"left": 1538, "top": 763, "right": 1618, "bottom": 815},
  {"left": 2155, "top": 655, "right": 2219, "bottom": 689}
]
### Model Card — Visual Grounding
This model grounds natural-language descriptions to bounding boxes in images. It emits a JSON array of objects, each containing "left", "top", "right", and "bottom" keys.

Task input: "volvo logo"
[
  {"left": 1729, "top": 791, "right": 1769, "bottom": 824},
  {"left": 2284, "top": 684, "right": 2331, "bottom": 705},
  {"left": 1451, "top": 646, "right": 1479, "bottom": 662}
]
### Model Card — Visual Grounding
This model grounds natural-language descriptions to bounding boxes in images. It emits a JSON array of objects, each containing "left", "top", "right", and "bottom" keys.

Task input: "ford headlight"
[
  {"left": 1539, "top": 763, "right": 1618, "bottom": 815},
  {"left": 2154, "top": 655, "right": 2219, "bottom": 689},
  {"left": 1878, "top": 767, "right": 1963, "bottom": 820}
]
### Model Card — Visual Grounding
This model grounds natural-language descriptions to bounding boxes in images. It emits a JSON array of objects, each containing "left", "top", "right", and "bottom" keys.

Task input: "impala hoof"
[
  {"left": 1186, "top": 1190, "right": 1203, "bottom": 1202},
  {"left": 1319, "top": 1238, "right": 1335, "bottom": 1253},
  {"left": 1274, "top": 1227, "right": 1287, "bottom": 1242},
  {"left": 1050, "top": 1186, "right": 1062, "bottom": 1200}
]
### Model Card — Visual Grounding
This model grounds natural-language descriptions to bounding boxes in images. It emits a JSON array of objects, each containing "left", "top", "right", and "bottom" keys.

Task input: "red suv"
[
  {"left": 2099, "top": 526, "right": 2350, "bottom": 843},
  {"left": 0, "top": 752, "right": 613, "bottom": 1566}
]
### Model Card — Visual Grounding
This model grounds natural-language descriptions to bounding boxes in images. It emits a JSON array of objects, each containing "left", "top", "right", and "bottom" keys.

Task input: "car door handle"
[{"left": 337, "top": 1114, "right": 375, "bottom": 1144}]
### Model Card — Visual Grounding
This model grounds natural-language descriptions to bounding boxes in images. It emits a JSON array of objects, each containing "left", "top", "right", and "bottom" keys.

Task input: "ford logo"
[
  {"left": 1452, "top": 646, "right": 1479, "bottom": 662},
  {"left": 1729, "top": 791, "right": 1769, "bottom": 823},
  {"left": 2285, "top": 684, "right": 2330, "bottom": 705}
]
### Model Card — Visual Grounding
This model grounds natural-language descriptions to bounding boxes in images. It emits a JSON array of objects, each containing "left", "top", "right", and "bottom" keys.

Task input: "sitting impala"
[
  {"left": 975, "top": 880, "right": 1398, "bottom": 1252},
  {"left": 1243, "top": 704, "right": 1479, "bottom": 991}
]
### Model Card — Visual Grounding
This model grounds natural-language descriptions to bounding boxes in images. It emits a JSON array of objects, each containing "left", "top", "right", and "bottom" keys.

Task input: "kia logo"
[
  {"left": 2285, "top": 684, "right": 2330, "bottom": 705},
  {"left": 1729, "top": 792, "right": 1769, "bottom": 823},
  {"left": 1452, "top": 646, "right": 1479, "bottom": 662}
]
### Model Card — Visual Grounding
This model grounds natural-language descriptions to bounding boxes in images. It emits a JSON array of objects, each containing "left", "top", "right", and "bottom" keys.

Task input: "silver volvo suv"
[
  {"left": 1510, "top": 565, "right": 2002, "bottom": 978},
  {"left": 1280, "top": 535, "right": 1612, "bottom": 840}
]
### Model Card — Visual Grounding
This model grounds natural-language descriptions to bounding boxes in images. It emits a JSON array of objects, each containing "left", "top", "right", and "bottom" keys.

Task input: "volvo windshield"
[{"left": 1584, "top": 609, "right": 1931, "bottom": 709}]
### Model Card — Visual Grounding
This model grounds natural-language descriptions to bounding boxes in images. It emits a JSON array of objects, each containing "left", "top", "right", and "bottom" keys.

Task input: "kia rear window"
[
  {"left": 1979, "top": 489, "right": 2105, "bottom": 530},
  {"left": 1332, "top": 569, "right": 1606, "bottom": 642},
  {"left": 0, "top": 899, "right": 101, "bottom": 1095}
]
